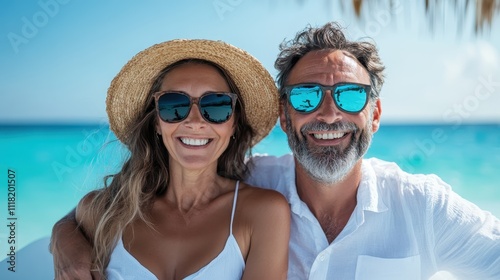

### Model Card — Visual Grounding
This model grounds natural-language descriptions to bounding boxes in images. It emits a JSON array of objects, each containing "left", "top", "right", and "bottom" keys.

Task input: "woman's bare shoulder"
[
  {"left": 237, "top": 182, "right": 289, "bottom": 218},
  {"left": 236, "top": 182, "right": 290, "bottom": 260},
  {"left": 76, "top": 190, "right": 101, "bottom": 214},
  {"left": 75, "top": 190, "right": 103, "bottom": 237}
]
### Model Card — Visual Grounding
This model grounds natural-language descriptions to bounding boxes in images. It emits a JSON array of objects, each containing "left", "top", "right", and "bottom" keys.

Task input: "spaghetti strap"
[{"left": 229, "top": 181, "right": 240, "bottom": 235}]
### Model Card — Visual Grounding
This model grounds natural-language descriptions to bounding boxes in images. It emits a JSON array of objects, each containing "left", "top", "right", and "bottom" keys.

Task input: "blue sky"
[{"left": 1, "top": 0, "right": 499, "bottom": 124}]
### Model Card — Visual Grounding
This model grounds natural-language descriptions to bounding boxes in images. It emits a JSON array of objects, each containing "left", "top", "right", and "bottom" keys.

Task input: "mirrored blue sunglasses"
[
  {"left": 154, "top": 91, "right": 238, "bottom": 124},
  {"left": 282, "top": 82, "right": 371, "bottom": 114}
]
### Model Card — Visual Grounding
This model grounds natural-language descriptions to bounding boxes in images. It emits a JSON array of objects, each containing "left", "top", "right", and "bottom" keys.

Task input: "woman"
[{"left": 75, "top": 39, "right": 290, "bottom": 279}]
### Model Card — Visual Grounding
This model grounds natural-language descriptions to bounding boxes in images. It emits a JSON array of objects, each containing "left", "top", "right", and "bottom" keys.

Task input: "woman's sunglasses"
[
  {"left": 154, "top": 91, "right": 238, "bottom": 124},
  {"left": 281, "top": 82, "right": 371, "bottom": 114}
]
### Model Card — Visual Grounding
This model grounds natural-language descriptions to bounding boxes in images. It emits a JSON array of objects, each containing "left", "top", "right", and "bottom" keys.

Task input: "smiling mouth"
[
  {"left": 312, "top": 132, "right": 347, "bottom": 140},
  {"left": 179, "top": 138, "right": 210, "bottom": 146}
]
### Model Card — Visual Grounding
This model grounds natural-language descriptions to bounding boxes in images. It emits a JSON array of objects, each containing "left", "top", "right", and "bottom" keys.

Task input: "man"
[{"left": 52, "top": 22, "right": 500, "bottom": 279}]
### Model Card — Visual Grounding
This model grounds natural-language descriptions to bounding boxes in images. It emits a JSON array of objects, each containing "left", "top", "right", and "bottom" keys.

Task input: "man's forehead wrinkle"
[
  {"left": 300, "top": 58, "right": 357, "bottom": 80},
  {"left": 287, "top": 49, "right": 369, "bottom": 85}
]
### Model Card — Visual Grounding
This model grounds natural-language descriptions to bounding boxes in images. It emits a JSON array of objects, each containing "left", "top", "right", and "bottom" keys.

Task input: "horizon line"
[{"left": 0, "top": 121, "right": 499, "bottom": 128}]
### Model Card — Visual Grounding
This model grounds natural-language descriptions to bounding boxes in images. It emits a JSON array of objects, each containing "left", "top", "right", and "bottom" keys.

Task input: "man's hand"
[{"left": 50, "top": 209, "right": 100, "bottom": 280}]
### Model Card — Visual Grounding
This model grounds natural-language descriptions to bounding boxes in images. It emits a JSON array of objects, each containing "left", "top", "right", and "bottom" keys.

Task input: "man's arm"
[
  {"left": 50, "top": 208, "right": 98, "bottom": 280},
  {"left": 430, "top": 181, "right": 500, "bottom": 278}
]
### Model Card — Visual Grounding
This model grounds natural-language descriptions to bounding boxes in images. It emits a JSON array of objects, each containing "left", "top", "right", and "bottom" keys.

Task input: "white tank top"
[{"left": 106, "top": 181, "right": 245, "bottom": 279}]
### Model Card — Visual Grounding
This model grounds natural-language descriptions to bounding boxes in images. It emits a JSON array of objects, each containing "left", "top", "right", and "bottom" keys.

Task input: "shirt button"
[{"left": 319, "top": 253, "right": 325, "bottom": 261}]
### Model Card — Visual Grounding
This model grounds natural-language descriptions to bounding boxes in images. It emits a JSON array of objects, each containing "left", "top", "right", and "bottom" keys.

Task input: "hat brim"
[{"left": 106, "top": 39, "right": 279, "bottom": 146}]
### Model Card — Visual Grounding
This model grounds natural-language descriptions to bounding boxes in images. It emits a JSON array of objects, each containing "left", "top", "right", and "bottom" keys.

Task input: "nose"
[
  {"left": 315, "top": 91, "right": 342, "bottom": 124},
  {"left": 183, "top": 104, "right": 207, "bottom": 129}
]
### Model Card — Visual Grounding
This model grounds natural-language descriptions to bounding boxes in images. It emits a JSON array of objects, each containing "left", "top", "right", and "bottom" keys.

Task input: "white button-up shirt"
[{"left": 246, "top": 154, "right": 500, "bottom": 279}]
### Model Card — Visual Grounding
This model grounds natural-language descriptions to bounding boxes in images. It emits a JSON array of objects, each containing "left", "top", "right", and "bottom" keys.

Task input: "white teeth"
[
  {"left": 180, "top": 138, "right": 209, "bottom": 146},
  {"left": 313, "top": 132, "right": 345, "bottom": 140}
]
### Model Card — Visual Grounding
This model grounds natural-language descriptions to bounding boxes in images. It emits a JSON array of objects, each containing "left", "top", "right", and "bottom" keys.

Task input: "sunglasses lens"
[
  {"left": 289, "top": 85, "right": 323, "bottom": 113},
  {"left": 157, "top": 93, "right": 191, "bottom": 122},
  {"left": 334, "top": 84, "right": 368, "bottom": 113},
  {"left": 199, "top": 93, "right": 234, "bottom": 124}
]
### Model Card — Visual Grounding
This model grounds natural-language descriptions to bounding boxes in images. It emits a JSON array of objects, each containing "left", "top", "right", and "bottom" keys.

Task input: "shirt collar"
[
  {"left": 358, "top": 158, "right": 388, "bottom": 213},
  {"left": 285, "top": 157, "right": 388, "bottom": 219},
  {"left": 276, "top": 155, "right": 313, "bottom": 218}
]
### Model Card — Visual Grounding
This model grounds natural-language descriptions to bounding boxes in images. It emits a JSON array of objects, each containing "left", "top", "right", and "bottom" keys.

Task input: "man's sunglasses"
[
  {"left": 281, "top": 82, "right": 371, "bottom": 114},
  {"left": 154, "top": 91, "right": 238, "bottom": 124}
]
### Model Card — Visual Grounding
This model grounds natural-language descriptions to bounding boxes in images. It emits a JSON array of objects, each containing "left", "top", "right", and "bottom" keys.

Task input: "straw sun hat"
[{"left": 106, "top": 39, "right": 279, "bottom": 146}]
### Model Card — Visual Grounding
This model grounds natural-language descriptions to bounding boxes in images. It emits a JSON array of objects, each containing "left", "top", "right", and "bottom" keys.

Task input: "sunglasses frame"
[
  {"left": 281, "top": 82, "right": 372, "bottom": 114},
  {"left": 153, "top": 91, "right": 238, "bottom": 124}
]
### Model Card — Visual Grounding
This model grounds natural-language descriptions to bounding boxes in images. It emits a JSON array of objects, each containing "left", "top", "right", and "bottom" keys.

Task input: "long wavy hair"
[
  {"left": 82, "top": 59, "right": 254, "bottom": 276},
  {"left": 275, "top": 22, "right": 386, "bottom": 103}
]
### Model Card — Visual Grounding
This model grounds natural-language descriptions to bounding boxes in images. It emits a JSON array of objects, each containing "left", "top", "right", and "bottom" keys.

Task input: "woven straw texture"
[{"left": 106, "top": 39, "right": 278, "bottom": 146}]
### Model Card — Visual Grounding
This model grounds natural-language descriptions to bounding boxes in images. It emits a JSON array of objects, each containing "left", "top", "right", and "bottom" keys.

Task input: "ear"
[
  {"left": 371, "top": 99, "right": 382, "bottom": 133},
  {"left": 155, "top": 120, "right": 162, "bottom": 135},
  {"left": 279, "top": 100, "right": 288, "bottom": 133}
]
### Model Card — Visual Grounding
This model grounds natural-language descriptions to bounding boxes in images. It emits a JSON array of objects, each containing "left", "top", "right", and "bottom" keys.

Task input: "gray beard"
[{"left": 285, "top": 108, "right": 374, "bottom": 184}]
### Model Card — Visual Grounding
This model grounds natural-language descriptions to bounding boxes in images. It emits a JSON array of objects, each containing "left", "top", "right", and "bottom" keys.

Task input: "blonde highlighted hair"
[{"left": 80, "top": 59, "right": 254, "bottom": 276}]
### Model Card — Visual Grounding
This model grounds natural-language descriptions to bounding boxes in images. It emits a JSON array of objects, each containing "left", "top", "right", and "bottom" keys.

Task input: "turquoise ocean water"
[{"left": 0, "top": 123, "right": 499, "bottom": 254}]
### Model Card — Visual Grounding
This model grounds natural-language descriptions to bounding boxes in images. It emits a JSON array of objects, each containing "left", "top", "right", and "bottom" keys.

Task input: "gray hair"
[{"left": 275, "top": 22, "right": 385, "bottom": 99}]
